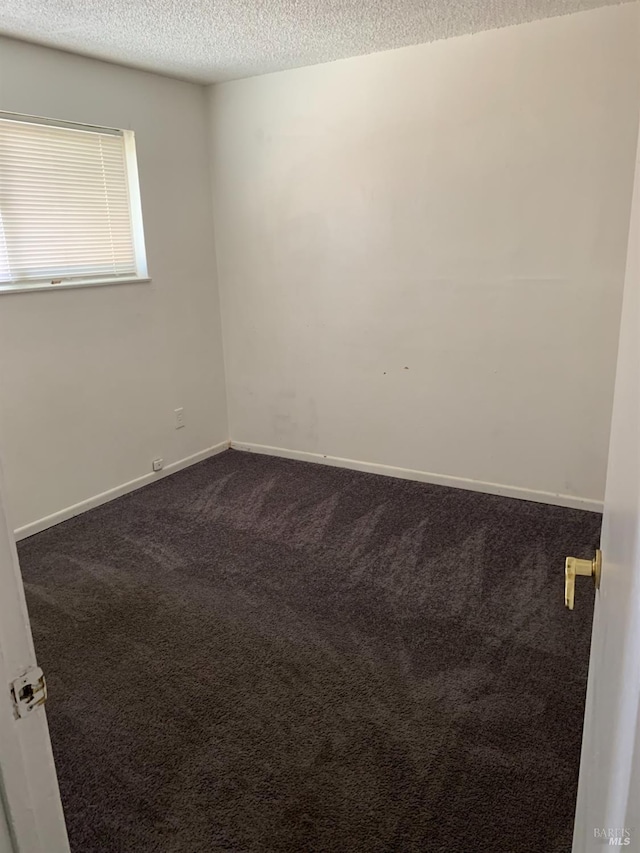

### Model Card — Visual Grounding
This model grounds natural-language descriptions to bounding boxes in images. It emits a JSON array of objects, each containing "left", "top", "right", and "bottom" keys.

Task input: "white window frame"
[{"left": 0, "top": 112, "right": 150, "bottom": 295}]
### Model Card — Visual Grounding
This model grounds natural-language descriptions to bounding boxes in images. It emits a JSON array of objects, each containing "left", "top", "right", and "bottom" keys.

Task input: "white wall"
[
  {"left": 0, "top": 38, "right": 228, "bottom": 533},
  {"left": 0, "top": 7, "right": 636, "bottom": 528},
  {"left": 210, "top": 3, "right": 640, "bottom": 508}
]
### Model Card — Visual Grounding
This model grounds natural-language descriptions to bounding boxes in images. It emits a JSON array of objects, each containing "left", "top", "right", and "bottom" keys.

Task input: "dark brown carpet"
[{"left": 18, "top": 449, "right": 598, "bottom": 852}]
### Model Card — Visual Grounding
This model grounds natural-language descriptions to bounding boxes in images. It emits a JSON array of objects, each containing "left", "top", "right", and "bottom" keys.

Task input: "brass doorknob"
[{"left": 565, "top": 549, "right": 601, "bottom": 610}]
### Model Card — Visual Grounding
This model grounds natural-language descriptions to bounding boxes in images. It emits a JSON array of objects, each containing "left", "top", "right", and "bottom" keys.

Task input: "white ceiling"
[{"left": 0, "top": 0, "right": 633, "bottom": 83}]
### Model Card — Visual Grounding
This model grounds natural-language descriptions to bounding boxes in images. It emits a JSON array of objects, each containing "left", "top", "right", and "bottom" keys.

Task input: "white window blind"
[{"left": 0, "top": 114, "right": 146, "bottom": 288}]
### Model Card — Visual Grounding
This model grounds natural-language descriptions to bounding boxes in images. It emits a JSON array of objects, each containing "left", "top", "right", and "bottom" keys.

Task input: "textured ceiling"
[{"left": 0, "top": 0, "right": 633, "bottom": 83}]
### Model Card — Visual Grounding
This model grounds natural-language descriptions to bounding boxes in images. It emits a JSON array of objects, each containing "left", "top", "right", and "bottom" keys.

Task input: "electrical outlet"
[
  {"left": 152, "top": 458, "right": 164, "bottom": 472},
  {"left": 174, "top": 407, "right": 185, "bottom": 429}
]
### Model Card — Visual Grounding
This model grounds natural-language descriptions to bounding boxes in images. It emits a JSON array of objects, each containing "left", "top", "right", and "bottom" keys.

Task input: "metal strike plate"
[{"left": 11, "top": 666, "right": 47, "bottom": 719}]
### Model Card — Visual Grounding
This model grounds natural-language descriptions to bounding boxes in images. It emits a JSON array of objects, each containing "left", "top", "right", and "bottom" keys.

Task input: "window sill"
[{"left": 0, "top": 276, "right": 151, "bottom": 295}]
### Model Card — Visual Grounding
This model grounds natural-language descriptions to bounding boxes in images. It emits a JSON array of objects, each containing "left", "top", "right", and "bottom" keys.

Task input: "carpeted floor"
[{"left": 18, "top": 449, "right": 599, "bottom": 852}]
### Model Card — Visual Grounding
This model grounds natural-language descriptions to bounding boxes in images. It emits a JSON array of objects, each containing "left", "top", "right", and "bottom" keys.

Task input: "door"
[
  {"left": 572, "top": 127, "right": 640, "bottom": 847},
  {"left": 0, "top": 801, "right": 12, "bottom": 853},
  {"left": 0, "top": 454, "right": 69, "bottom": 853}
]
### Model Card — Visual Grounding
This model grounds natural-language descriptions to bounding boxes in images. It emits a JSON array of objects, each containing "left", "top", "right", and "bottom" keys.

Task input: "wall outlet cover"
[{"left": 152, "top": 458, "right": 164, "bottom": 472}]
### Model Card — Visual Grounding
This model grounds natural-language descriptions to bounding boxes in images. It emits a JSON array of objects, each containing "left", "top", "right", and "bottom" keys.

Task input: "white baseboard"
[
  {"left": 14, "top": 441, "right": 230, "bottom": 541},
  {"left": 230, "top": 441, "right": 603, "bottom": 513},
  {"left": 13, "top": 437, "right": 602, "bottom": 541}
]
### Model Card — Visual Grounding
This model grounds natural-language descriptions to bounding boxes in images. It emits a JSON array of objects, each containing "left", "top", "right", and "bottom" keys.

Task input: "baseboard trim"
[
  {"left": 230, "top": 441, "right": 603, "bottom": 513},
  {"left": 13, "top": 438, "right": 602, "bottom": 540},
  {"left": 14, "top": 441, "right": 230, "bottom": 541}
]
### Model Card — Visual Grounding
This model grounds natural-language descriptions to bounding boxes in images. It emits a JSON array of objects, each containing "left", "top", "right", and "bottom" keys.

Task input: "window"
[{"left": 0, "top": 113, "right": 148, "bottom": 292}]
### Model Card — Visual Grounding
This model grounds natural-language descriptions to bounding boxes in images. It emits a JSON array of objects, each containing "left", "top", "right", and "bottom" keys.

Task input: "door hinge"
[{"left": 10, "top": 666, "right": 47, "bottom": 719}]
